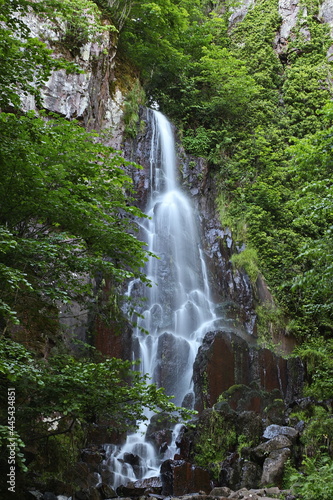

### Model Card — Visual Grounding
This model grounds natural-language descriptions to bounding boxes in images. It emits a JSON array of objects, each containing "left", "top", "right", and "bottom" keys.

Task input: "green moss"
[
  {"left": 230, "top": 247, "right": 259, "bottom": 284},
  {"left": 123, "top": 79, "right": 146, "bottom": 138}
]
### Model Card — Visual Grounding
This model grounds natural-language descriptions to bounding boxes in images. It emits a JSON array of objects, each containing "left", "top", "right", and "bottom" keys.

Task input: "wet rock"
[
  {"left": 75, "top": 486, "right": 102, "bottom": 500},
  {"left": 161, "top": 459, "right": 211, "bottom": 496},
  {"left": 146, "top": 413, "right": 174, "bottom": 436},
  {"left": 175, "top": 423, "right": 195, "bottom": 461},
  {"left": 130, "top": 476, "right": 163, "bottom": 495},
  {"left": 81, "top": 448, "right": 104, "bottom": 467},
  {"left": 261, "top": 448, "right": 291, "bottom": 486},
  {"left": 116, "top": 482, "right": 146, "bottom": 497},
  {"left": 263, "top": 425, "right": 298, "bottom": 443},
  {"left": 154, "top": 332, "right": 193, "bottom": 405},
  {"left": 42, "top": 493, "right": 57, "bottom": 500},
  {"left": 146, "top": 429, "right": 173, "bottom": 454},
  {"left": 193, "top": 331, "right": 250, "bottom": 411},
  {"left": 97, "top": 482, "right": 117, "bottom": 499},
  {"left": 26, "top": 491, "right": 44, "bottom": 500},
  {"left": 72, "top": 462, "right": 100, "bottom": 490},
  {"left": 264, "top": 486, "right": 281, "bottom": 496},
  {"left": 123, "top": 452, "right": 142, "bottom": 467}
]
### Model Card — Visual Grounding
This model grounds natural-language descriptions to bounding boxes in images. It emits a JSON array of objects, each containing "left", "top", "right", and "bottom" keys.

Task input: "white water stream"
[{"left": 103, "top": 110, "right": 223, "bottom": 489}]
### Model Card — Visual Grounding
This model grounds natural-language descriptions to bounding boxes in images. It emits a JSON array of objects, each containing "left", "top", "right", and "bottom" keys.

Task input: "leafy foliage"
[
  {"left": 0, "top": 339, "right": 192, "bottom": 492},
  {"left": 0, "top": 112, "right": 150, "bottom": 329},
  {"left": 287, "top": 455, "right": 333, "bottom": 500}
]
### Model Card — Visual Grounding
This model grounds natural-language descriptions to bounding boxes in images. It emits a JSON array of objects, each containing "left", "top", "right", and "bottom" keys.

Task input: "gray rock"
[
  {"left": 263, "top": 425, "right": 298, "bottom": 442},
  {"left": 265, "top": 487, "right": 281, "bottom": 496},
  {"left": 230, "top": 488, "right": 255, "bottom": 499},
  {"left": 261, "top": 448, "right": 291, "bottom": 486},
  {"left": 252, "top": 435, "right": 292, "bottom": 460},
  {"left": 210, "top": 486, "right": 233, "bottom": 497}
]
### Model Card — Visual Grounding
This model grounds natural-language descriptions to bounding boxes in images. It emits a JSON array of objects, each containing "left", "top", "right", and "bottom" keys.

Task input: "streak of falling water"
[{"left": 103, "top": 109, "right": 222, "bottom": 489}]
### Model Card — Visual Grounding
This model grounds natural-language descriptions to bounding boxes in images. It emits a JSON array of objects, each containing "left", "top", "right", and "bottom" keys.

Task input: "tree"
[
  {"left": 0, "top": 339, "right": 191, "bottom": 493},
  {"left": 0, "top": 0, "right": 150, "bottom": 331},
  {"left": 0, "top": 112, "right": 151, "bottom": 330}
]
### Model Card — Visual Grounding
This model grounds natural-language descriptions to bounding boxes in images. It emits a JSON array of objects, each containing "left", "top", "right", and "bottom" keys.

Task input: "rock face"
[
  {"left": 193, "top": 330, "right": 304, "bottom": 412},
  {"left": 160, "top": 460, "right": 211, "bottom": 496},
  {"left": 21, "top": 13, "right": 125, "bottom": 144},
  {"left": 125, "top": 111, "right": 258, "bottom": 337}
]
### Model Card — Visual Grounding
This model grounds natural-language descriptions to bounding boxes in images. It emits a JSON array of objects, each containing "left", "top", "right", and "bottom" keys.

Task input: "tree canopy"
[{"left": 0, "top": 1, "right": 187, "bottom": 493}]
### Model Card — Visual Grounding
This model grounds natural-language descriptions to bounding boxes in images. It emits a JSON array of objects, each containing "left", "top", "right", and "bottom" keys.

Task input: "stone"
[
  {"left": 261, "top": 448, "right": 291, "bottom": 486},
  {"left": 239, "top": 461, "right": 262, "bottom": 490},
  {"left": 42, "top": 493, "right": 57, "bottom": 500},
  {"left": 115, "top": 478, "right": 162, "bottom": 499},
  {"left": 160, "top": 459, "right": 211, "bottom": 496},
  {"left": 210, "top": 486, "right": 233, "bottom": 497},
  {"left": 229, "top": 488, "right": 253, "bottom": 499},
  {"left": 193, "top": 331, "right": 251, "bottom": 411},
  {"left": 75, "top": 487, "right": 102, "bottom": 500},
  {"left": 26, "top": 492, "right": 44, "bottom": 500},
  {"left": 146, "top": 413, "right": 174, "bottom": 436},
  {"left": 263, "top": 425, "right": 298, "bottom": 443},
  {"left": 123, "top": 452, "right": 142, "bottom": 466},
  {"left": 97, "top": 482, "right": 117, "bottom": 499},
  {"left": 146, "top": 429, "right": 173, "bottom": 453},
  {"left": 193, "top": 330, "right": 303, "bottom": 413},
  {"left": 251, "top": 435, "right": 292, "bottom": 462},
  {"left": 219, "top": 453, "right": 242, "bottom": 491},
  {"left": 154, "top": 332, "right": 193, "bottom": 405},
  {"left": 81, "top": 448, "right": 104, "bottom": 467},
  {"left": 264, "top": 486, "right": 281, "bottom": 496}
]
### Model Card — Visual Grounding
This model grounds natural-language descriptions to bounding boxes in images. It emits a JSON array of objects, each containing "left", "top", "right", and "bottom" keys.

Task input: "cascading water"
[{"left": 103, "top": 109, "right": 223, "bottom": 489}]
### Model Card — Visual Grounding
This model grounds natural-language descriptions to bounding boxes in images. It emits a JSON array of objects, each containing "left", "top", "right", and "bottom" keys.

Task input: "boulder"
[
  {"left": 229, "top": 488, "right": 254, "bottom": 499},
  {"left": 251, "top": 435, "right": 292, "bottom": 462},
  {"left": 97, "top": 483, "right": 117, "bottom": 499},
  {"left": 160, "top": 459, "right": 211, "bottom": 496},
  {"left": 75, "top": 486, "right": 102, "bottom": 500},
  {"left": 115, "top": 479, "right": 150, "bottom": 498},
  {"left": 42, "top": 494, "right": 57, "bottom": 500},
  {"left": 146, "top": 429, "right": 173, "bottom": 453},
  {"left": 210, "top": 486, "right": 233, "bottom": 497},
  {"left": 81, "top": 448, "right": 104, "bottom": 468},
  {"left": 261, "top": 448, "right": 291, "bottom": 486},
  {"left": 239, "top": 461, "right": 262, "bottom": 489},
  {"left": 263, "top": 425, "right": 298, "bottom": 443}
]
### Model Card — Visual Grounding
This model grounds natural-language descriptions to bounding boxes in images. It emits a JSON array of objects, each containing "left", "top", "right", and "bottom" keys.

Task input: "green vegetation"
[
  {"left": 285, "top": 455, "right": 333, "bottom": 500},
  {"left": 0, "top": 1, "right": 190, "bottom": 494},
  {"left": 193, "top": 409, "right": 237, "bottom": 479},
  {"left": 0, "top": 339, "right": 190, "bottom": 493},
  {"left": 2, "top": 0, "right": 333, "bottom": 493}
]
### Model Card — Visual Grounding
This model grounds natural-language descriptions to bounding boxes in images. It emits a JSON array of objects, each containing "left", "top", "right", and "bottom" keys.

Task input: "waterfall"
[{"left": 103, "top": 109, "right": 222, "bottom": 489}]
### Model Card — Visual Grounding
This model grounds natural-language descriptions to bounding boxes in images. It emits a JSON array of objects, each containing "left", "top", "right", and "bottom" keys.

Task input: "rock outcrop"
[{"left": 193, "top": 330, "right": 303, "bottom": 412}]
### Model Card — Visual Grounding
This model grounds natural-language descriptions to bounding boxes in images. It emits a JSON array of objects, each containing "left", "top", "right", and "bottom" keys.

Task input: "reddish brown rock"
[
  {"left": 193, "top": 330, "right": 304, "bottom": 413},
  {"left": 160, "top": 459, "right": 211, "bottom": 496}
]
